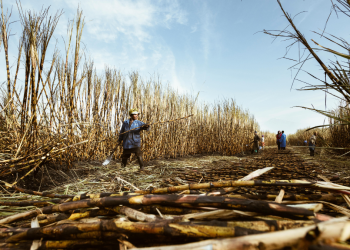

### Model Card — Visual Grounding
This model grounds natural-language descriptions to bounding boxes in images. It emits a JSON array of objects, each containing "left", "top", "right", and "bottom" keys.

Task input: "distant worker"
[
  {"left": 309, "top": 132, "right": 317, "bottom": 156},
  {"left": 280, "top": 130, "right": 287, "bottom": 150},
  {"left": 304, "top": 139, "right": 307, "bottom": 146},
  {"left": 276, "top": 131, "right": 282, "bottom": 150},
  {"left": 118, "top": 108, "right": 150, "bottom": 171},
  {"left": 251, "top": 131, "right": 261, "bottom": 154},
  {"left": 261, "top": 135, "right": 265, "bottom": 150}
]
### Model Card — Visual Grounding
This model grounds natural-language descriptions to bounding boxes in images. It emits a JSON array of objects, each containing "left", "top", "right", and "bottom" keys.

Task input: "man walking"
[
  {"left": 251, "top": 131, "right": 261, "bottom": 154},
  {"left": 309, "top": 131, "right": 317, "bottom": 156},
  {"left": 280, "top": 130, "right": 287, "bottom": 150},
  {"left": 118, "top": 109, "right": 150, "bottom": 171}
]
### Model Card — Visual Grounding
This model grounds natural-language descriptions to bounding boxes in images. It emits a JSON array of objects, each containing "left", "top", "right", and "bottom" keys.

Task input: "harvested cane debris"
[{"left": 1, "top": 147, "right": 350, "bottom": 249}]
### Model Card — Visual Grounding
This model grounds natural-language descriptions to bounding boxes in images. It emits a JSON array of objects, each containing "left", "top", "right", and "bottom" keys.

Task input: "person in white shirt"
[{"left": 261, "top": 135, "right": 265, "bottom": 150}]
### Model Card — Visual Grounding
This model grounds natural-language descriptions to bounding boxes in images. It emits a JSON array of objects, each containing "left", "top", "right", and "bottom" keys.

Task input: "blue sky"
[{"left": 1, "top": 0, "right": 349, "bottom": 134}]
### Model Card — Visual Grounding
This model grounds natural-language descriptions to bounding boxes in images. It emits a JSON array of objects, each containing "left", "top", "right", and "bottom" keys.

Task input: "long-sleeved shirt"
[
  {"left": 253, "top": 134, "right": 260, "bottom": 150},
  {"left": 280, "top": 133, "right": 287, "bottom": 147},
  {"left": 309, "top": 135, "right": 316, "bottom": 146},
  {"left": 276, "top": 133, "right": 281, "bottom": 142},
  {"left": 118, "top": 119, "right": 149, "bottom": 149}
]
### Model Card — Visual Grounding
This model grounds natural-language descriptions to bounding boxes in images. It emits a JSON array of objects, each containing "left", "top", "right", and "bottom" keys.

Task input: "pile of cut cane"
[{"left": 1, "top": 167, "right": 350, "bottom": 250}]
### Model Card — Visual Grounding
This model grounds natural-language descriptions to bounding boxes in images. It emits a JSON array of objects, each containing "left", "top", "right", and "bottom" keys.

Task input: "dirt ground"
[
  {"left": 292, "top": 146, "right": 350, "bottom": 181},
  {"left": 4, "top": 145, "right": 349, "bottom": 197}
]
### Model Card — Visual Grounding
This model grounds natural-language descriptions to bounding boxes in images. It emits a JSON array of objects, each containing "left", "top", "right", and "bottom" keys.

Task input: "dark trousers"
[
  {"left": 309, "top": 144, "right": 315, "bottom": 156},
  {"left": 122, "top": 147, "right": 143, "bottom": 160},
  {"left": 281, "top": 147, "right": 285, "bottom": 150},
  {"left": 121, "top": 147, "right": 144, "bottom": 169},
  {"left": 309, "top": 146, "right": 315, "bottom": 156},
  {"left": 277, "top": 141, "right": 281, "bottom": 150}
]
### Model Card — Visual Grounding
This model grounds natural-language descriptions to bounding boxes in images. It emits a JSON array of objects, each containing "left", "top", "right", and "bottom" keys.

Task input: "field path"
[
  {"left": 140, "top": 146, "right": 348, "bottom": 188},
  {"left": 25, "top": 146, "right": 349, "bottom": 218}
]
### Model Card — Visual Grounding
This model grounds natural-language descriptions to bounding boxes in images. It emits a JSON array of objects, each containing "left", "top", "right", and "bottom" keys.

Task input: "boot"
[
  {"left": 121, "top": 158, "right": 128, "bottom": 168},
  {"left": 137, "top": 156, "right": 145, "bottom": 171}
]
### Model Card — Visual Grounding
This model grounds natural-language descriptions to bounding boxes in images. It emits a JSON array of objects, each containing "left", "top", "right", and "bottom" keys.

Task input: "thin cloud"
[
  {"left": 159, "top": 0, "right": 188, "bottom": 28},
  {"left": 201, "top": 2, "right": 212, "bottom": 60},
  {"left": 200, "top": 2, "right": 215, "bottom": 61},
  {"left": 62, "top": 0, "right": 187, "bottom": 42},
  {"left": 191, "top": 25, "right": 198, "bottom": 33},
  {"left": 53, "top": 0, "right": 190, "bottom": 92}
]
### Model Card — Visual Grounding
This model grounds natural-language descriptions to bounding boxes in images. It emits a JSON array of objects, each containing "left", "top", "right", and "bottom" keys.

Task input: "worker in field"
[
  {"left": 251, "top": 131, "right": 261, "bottom": 154},
  {"left": 309, "top": 131, "right": 317, "bottom": 156},
  {"left": 280, "top": 130, "right": 287, "bottom": 150},
  {"left": 276, "top": 131, "right": 282, "bottom": 150},
  {"left": 118, "top": 108, "right": 150, "bottom": 171}
]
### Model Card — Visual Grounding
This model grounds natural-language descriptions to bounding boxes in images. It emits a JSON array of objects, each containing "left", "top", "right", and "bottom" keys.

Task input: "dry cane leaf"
[
  {"left": 318, "top": 174, "right": 331, "bottom": 182},
  {"left": 320, "top": 201, "right": 350, "bottom": 217},
  {"left": 275, "top": 189, "right": 285, "bottom": 203},
  {"left": 30, "top": 217, "right": 42, "bottom": 250},
  {"left": 239, "top": 167, "right": 274, "bottom": 181},
  {"left": 342, "top": 194, "right": 350, "bottom": 208}
]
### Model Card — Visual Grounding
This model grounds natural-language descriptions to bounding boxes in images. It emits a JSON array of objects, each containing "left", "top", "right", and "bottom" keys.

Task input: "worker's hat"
[{"left": 129, "top": 108, "right": 139, "bottom": 115}]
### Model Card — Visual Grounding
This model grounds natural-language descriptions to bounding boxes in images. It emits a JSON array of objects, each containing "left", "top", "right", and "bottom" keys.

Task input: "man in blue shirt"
[
  {"left": 118, "top": 109, "right": 150, "bottom": 171},
  {"left": 280, "top": 130, "right": 287, "bottom": 150}
]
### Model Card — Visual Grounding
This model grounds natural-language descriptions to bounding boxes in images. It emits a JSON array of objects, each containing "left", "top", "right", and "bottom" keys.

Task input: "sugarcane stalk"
[
  {"left": 309, "top": 243, "right": 350, "bottom": 250},
  {"left": 131, "top": 179, "right": 350, "bottom": 195},
  {"left": 0, "top": 205, "right": 116, "bottom": 225},
  {"left": 36, "top": 194, "right": 315, "bottom": 218},
  {"left": 0, "top": 198, "right": 62, "bottom": 207},
  {"left": 286, "top": 203, "right": 323, "bottom": 213},
  {"left": 225, "top": 193, "right": 344, "bottom": 204},
  {"left": 181, "top": 209, "right": 258, "bottom": 221},
  {"left": 192, "top": 220, "right": 315, "bottom": 231},
  {"left": 0, "top": 209, "right": 42, "bottom": 225},
  {"left": 30, "top": 231, "right": 125, "bottom": 240},
  {"left": 1, "top": 239, "right": 115, "bottom": 249},
  {"left": 0, "top": 241, "right": 32, "bottom": 249},
  {"left": 0, "top": 228, "right": 28, "bottom": 238},
  {"left": 131, "top": 217, "right": 350, "bottom": 250},
  {"left": 67, "top": 209, "right": 117, "bottom": 221},
  {"left": 222, "top": 167, "right": 275, "bottom": 193},
  {"left": 140, "top": 205, "right": 204, "bottom": 215},
  {"left": 6, "top": 219, "right": 263, "bottom": 242},
  {"left": 72, "top": 191, "right": 137, "bottom": 201},
  {"left": 106, "top": 206, "right": 159, "bottom": 222},
  {"left": 18, "top": 213, "right": 69, "bottom": 228}
]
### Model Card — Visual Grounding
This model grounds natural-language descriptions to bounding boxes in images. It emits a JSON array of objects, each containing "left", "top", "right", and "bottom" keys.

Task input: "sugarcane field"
[{"left": 1, "top": 0, "right": 350, "bottom": 250}]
